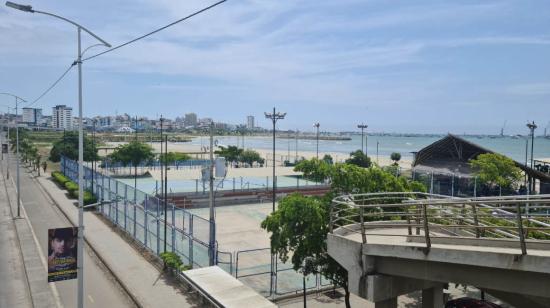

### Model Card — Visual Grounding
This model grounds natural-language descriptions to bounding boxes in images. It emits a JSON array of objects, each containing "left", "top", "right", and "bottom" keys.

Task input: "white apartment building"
[
  {"left": 184, "top": 113, "right": 198, "bottom": 127},
  {"left": 246, "top": 115, "right": 255, "bottom": 129},
  {"left": 22, "top": 108, "right": 42, "bottom": 126},
  {"left": 52, "top": 105, "right": 73, "bottom": 130}
]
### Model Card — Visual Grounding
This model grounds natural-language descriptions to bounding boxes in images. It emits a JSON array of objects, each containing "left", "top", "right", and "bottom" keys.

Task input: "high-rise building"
[
  {"left": 52, "top": 105, "right": 73, "bottom": 130},
  {"left": 22, "top": 108, "right": 42, "bottom": 126},
  {"left": 247, "top": 115, "right": 255, "bottom": 129},
  {"left": 184, "top": 113, "right": 198, "bottom": 127}
]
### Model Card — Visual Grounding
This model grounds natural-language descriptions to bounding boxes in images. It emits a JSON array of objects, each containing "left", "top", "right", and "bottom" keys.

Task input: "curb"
[{"left": 34, "top": 173, "right": 143, "bottom": 308}]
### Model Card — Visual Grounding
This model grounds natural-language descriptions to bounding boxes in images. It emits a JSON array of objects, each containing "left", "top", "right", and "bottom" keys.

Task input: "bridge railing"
[{"left": 330, "top": 192, "right": 550, "bottom": 255}]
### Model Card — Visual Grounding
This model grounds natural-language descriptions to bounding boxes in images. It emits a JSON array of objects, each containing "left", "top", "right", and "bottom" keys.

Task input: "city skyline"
[{"left": 1, "top": 1, "right": 549, "bottom": 134}]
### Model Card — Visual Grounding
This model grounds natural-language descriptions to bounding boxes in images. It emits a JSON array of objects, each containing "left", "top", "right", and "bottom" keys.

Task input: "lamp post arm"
[
  {"left": 0, "top": 93, "right": 27, "bottom": 103},
  {"left": 33, "top": 10, "right": 111, "bottom": 48}
]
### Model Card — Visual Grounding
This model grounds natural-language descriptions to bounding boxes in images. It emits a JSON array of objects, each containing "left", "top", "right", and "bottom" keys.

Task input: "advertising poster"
[
  {"left": 47, "top": 227, "right": 78, "bottom": 282},
  {"left": 1, "top": 143, "right": 7, "bottom": 154}
]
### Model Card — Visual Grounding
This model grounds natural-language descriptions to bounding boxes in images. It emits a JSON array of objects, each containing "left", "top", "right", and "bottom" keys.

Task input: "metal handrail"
[{"left": 330, "top": 192, "right": 550, "bottom": 256}]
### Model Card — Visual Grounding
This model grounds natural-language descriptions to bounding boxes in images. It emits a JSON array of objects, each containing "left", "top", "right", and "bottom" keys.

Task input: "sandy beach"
[{"left": 105, "top": 141, "right": 413, "bottom": 168}]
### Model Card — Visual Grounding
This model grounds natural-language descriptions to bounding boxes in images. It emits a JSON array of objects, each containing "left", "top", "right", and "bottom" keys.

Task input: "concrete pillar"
[
  {"left": 375, "top": 297, "right": 397, "bottom": 308},
  {"left": 422, "top": 285, "right": 444, "bottom": 308}
]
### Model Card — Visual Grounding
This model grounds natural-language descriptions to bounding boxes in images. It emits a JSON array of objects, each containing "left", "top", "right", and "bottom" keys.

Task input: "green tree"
[
  {"left": 390, "top": 152, "right": 401, "bottom": 165},
  {"left": 108, "top": 141, "right": 155, "bottom": 168},
  {"left": 214, "top": 145, "right": 243, "bottom": 163},
  {"left": 49, "top": 131, "right": 98, "bottom": 162},
  {"left": 469, "top": 153, "right": 522, "bottom": 190},
  {"left": 8, "top": 128, "right": 29, "bottom": 151},
  {"left": 345, "top": 150, "right": 371, "bottom": 168},
  {"left": 159, "top": 152, "right": 191, "bottom": 164},
  {"left": 294, "top": 158, "right": 331, "bottom": 183},
  {"left": 276, "top": 162, "right": 426, "bottom": 308},
  {"left": 322, "top": 154, "right": 334, "bottom": 165},
  {"left": 238, "top": 149, "right": 264, "bottom": 166},
  {"left": 261, "top": 194, "right": 352, "bottom": 307}
]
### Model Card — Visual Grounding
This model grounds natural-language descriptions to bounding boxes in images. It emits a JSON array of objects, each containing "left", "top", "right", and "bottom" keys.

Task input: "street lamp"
[
  {"left": 6, "top": 3, "right": 111, "bottom": 307},
  {"left": 0, "top": 92, "right": 26, "bottom": 218},
  {"left": 357, "top": 123, "right": 367, "bottom": 154},
  {"left": 264, "top": 107, "right": 286, "bottom": 213},
  {"left": 313, "top": 123, "right": 320, "bottom": 159},
  {"left": 1, "top": 105, "right": 11, "bottom": 179}
]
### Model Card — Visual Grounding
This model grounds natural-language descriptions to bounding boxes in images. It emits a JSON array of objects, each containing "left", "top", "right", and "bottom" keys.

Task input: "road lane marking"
[{"left": 88, "top": 295, "right": 95, "bottom": 303}]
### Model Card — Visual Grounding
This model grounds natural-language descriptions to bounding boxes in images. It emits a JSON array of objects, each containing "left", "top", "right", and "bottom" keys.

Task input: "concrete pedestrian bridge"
[{"left": 327, "top": 193, "right": 550, "bottom": 308}]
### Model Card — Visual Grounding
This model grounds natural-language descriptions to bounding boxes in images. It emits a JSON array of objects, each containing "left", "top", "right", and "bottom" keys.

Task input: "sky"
[{"left": 1, "top": 0, "right": 549, "bottom": 134}]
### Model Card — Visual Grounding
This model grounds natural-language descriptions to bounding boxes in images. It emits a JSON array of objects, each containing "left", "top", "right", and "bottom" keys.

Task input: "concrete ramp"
[{"left": 181, "top": 266, "right": 276, "bottom": 308}]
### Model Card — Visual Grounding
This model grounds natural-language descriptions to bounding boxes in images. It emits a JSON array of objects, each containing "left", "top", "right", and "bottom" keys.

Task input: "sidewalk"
[
  {"left": 0, "top": 169, "right": 33, "bottom": 308},
  {"left": 0, "top": 166, "right": 60, "bottom": 308},
  {"left": 36, "top": 172, "right": 200, "bottom": 308}
]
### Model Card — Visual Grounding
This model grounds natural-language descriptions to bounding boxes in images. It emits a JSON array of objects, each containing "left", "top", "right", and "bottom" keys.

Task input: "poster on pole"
[
  {"left": 1, "top": 143, "right": 7, "bottom": 154},
  {"left": 47, "top": 227, "right": 78, "bottom": 282}
]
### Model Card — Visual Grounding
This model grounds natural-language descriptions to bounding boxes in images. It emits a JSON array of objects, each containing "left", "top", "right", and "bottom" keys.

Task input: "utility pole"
[
  {"left": 357, "top": 123, "right": 368, "bottom": 154},
  {"left": 264, "top": 107, "right": 286, "bottom": 213},
  {"left": 314, "top": 123, "right": 320, "bottom": 159}
]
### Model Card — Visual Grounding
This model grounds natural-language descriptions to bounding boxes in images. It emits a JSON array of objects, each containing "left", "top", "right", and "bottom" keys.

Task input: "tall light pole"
[
  {"left": 524, "top": 135, "right": 530, "bottom": 191},
  {"left": 264, "top": 107, "right": 286, "bottom": 213},
  {"left": 313, "top": 123, "right": 320, "bottom": 159},
  {"left": 527, "top": 121, "right": 537, "bottom": 193},
  {"left": 0, "top": 92, "right": 26, "bottom": 218},
  {"left": 6, "top": 3, "right": 111, "bottom": 308},
  {"left": 208, "top": 122, "right": 215, "bottom": 265},
  {"left": 357, "top": 123, "right": 367, "bottom": 154}
]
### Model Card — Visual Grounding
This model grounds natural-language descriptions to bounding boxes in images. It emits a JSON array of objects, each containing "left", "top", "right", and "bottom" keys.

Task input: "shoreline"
[{"left": 106, "top": 141, "right": 413, "bottom": 168}]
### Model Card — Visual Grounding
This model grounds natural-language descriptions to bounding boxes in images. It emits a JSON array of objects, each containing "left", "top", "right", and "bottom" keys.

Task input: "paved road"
[
  {"left": 4, "top": 155, "right": 135, "bottom": 308},
  {"left": 0, "top": 163, "right": 32, "bottom": 308}
]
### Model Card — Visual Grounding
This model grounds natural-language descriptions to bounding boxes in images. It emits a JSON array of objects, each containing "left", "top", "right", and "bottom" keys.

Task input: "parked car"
[{"left": 445, "top": 297, "right": 502, "bottom": 308}]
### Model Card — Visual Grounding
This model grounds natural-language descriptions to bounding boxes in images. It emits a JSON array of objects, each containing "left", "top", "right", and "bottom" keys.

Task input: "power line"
[
  {"left": 24, "top": 62, "right": 75, "bottom": 108},
  {"left": 22, "top": 0, "right": 226, "bottom": 109},
  {"left": 82, "top": 0, "right": 227, "bottom": 62}
]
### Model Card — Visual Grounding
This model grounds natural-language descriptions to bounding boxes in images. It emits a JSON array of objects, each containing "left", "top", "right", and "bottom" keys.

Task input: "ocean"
[{"left": 189, "top": 134, "right": 550, "bottom": 163}]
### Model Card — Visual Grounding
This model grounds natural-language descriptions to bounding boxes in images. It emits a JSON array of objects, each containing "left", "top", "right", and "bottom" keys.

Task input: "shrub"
[
  {"left": 160, "top": 252, "right": 183, "bottom": 270},
  {"left": 83, "top": 191, "right": 97, "bottom": 205},
  {"left": 65, "top": 181, "right": 79, "bottom": 192},
  {"left": 180, "top": 264, "right": 192, "bottom": 271},
  {"left": 52, "top": 171, "right": 70, "bottom": 186}
]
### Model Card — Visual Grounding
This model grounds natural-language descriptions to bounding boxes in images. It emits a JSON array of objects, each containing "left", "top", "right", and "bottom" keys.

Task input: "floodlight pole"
[
  {"left": 527, "top": 121, "right": 537, "bottom": 193},
  {"left": 357, "top": 123, "right": 368, "bottom": 154},
  {"left": 264, "top": 107, "right": 286, "bottom": 213},
  {"left": 5, "top": 4, "right": 111, "bottom": 307},
  {"left": 209, "top": 122, "right": 215, "bottom": 266},
  {"left": 164, "top": 134, "right": 168, "bottom": 253},
  {"left": 314, "top": 123, "right": 320, "bottom": 159}
]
